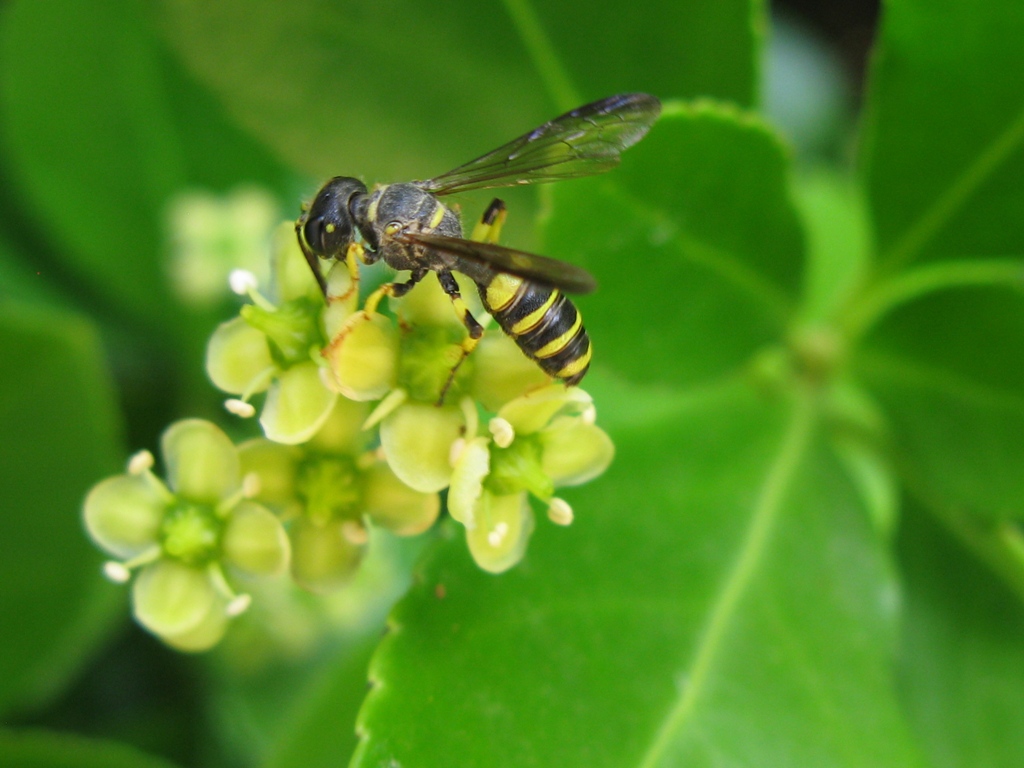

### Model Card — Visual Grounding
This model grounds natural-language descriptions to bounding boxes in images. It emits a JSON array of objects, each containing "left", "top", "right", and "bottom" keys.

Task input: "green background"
[{"left": 1, "top": 0, "right": 1023, "bottom": 766}]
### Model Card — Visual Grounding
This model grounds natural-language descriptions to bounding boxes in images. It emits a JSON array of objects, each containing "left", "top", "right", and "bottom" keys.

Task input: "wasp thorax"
[{"left": 302, "top": 177, "right": 368, "bottom": 259}]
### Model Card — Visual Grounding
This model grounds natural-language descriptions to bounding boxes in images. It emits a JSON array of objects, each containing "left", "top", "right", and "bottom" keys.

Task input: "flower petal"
[
  {"left": 362, "top": 462, "right": 441, "bottom": 536},
  {"left": 238, "top": 438, "right": 301, "bottom": 507},
  {"left": 323, "top": 312, "right": 399, "bottom": 401},
  {"left": 162, "top": 419, "right": 240, "bottom": 503},
  {"left": 289, "top": 518, "right": 365, "bottom": 594},
  {"left": 468, "top": 333, "right": 549, "bottom": 412},
  {"left": 379, "top": 402, "right": 464, "bottom": 493},
  {"left": 222, "top": 500, "right": 291, "bottom": 576},
  {"left": 83, "top": 474, "right": 167, "bottom": 558},
  {"left": 206, "top": 316, "right": 275, "bottom": 395},
  {"left": 498, "top": 384, "right": 593, "bottom": 435},
  {"left": 260, "top": 361, "right": 337, "bottom": 445},
  {"left": 132, "top": 559, "right": 218, "bottom": 637},
  {"left": 160, "top": 601, "right": 229, "bottom": 653},
  {"left": 540, "top": 417, "right": 615, "bottom": 486},
  {"left": 308, "top": 397, "right": 371, "bottom": 453},
  {"left": 447, "top": 437, "right": 491, "bottom": 527},
  {"left": 394, "top": 271, "right": 483, "bottom": 329},
  {"left": 465, "top": 491, "right": 534, "bottom": 574},
  {"left": 272, "top": 221, "right": 323, "bottom": 302}
]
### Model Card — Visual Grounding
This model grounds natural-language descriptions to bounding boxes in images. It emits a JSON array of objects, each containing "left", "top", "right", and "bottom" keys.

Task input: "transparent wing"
[
  {"left": 402, "top": 232, "right": 597, "bottom": 294},
  {"left": 417, "top": 93, "right": 661, "bottom": 196}
]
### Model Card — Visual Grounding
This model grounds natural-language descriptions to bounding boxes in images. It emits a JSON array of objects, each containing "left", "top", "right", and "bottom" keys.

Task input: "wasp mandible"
[{"left": 296, "top": 93, "right": 661, "bottom": 390}]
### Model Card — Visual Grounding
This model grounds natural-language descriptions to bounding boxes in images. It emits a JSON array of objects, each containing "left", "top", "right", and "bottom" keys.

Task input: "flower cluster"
[{"left": 83, "top": 192, "right": 614, "bottom": 651}]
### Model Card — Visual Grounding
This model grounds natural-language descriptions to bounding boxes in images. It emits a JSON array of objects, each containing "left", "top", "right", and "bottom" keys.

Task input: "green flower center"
[
  {"left": 241, "top": 297, "right": 323, "bottom": 367},
  {"left": 398, "top": 325, "right": 472, "bottom": 403},
  {"left": 486, "top": 435, "right": 554, "bottom": 500},
  {"left": 160, "top": 503, "right": 224, "bottom": 566},
  {"left": 296, "top": 455, "right": 362, "bottom": 526}
]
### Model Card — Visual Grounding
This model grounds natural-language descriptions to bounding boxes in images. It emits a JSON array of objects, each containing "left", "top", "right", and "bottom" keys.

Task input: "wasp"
[{"left": 296, "top": 93, "right": 661, "bottom": 395}]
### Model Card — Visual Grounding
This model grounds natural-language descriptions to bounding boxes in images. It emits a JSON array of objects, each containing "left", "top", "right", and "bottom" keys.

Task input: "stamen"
[
  {"left": 229, "top": 269, "right": 258, "bottom": 296},
  {"left": 242, "top": 472, "right": 261, "bottom": 499},
  {"left": 488, "top": 417, "right": 515, "bottom": 448},
  {"left": 127, "top": 450, "right": 155, "bottom": 475},
  {"left": 362, "top": 388, "right": 408, "bottom": 430},
  {"left": 342, "top": 520, "right": 370, "bottom": 545},
  {"left": 459, "top": 396, "right": 479, "bottom": 440},
  {"left": 449, "top": 437, "right": 467, "bottom": 467},
  {"left": 103, "top": 561, "right": 132, "bottom": 583},
  {"left": 548, "top": 497, "right": 574, "bottom": 526},
  {"left": 487, "top": 521, "right": 510, "bottom": 548},
  {"left": 103, "top": 546, "right": 162, "bottom": 583},
  {"left": 581, "top": 404, "right": 597, "bottom": 425},
  {"left": 225, "top": 398, "right": 256, "bottom": 418},
  {"left": 226, "top": 593, "right": 252, "bottom": 617}
]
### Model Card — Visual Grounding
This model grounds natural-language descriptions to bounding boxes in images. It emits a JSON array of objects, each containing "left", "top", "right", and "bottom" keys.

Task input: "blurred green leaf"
[
  {"left": 157, "top": 0, "right": 549, "bottom": 185},
  {"left": 0, "top": 305, "right": 123, "bottom": 714},
  {"left": 0, "top": 730, "right": 180, "bottom": 768},
  {"left": 352, "top": 384, "right": 923, "bottom": 767},
  {"left": 501, "top": 0, "right": 761, "bottom": 109},
  {"left": 792, "top": 168, "right": 870, "bottom": 323},
  {"left": 897, "top": 501, "right": 1024, "bottom": 768},
  {"left": 856, "top": 285, "right": 1024, "bottom": 522},
  {"left": 542, "top": 101, "right": 803, "bottom": 386},
  {"left": 861, "top": 0, "right": 1024, "bottom": 268},
  {"left": 261, "top": 636, "right": 377, "bottom": 768},
  {"left": 0, "top": 0, "right": 184, "bottom": 321}
]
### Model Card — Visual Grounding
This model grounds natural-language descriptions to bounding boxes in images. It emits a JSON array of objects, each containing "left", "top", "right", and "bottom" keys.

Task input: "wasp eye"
[{"left": 303, "top": 216, "right": 327, "bottom": 255}]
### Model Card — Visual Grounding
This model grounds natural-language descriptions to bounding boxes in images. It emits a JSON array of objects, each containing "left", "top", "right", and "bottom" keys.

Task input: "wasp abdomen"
[{"left": 480, "top": 273, "right": 592, "bottom": 386}]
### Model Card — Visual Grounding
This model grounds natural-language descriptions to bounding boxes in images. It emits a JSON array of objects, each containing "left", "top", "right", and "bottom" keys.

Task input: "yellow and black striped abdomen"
[{"left": 480, "top": 273, "right": 592, "bottom": 386}]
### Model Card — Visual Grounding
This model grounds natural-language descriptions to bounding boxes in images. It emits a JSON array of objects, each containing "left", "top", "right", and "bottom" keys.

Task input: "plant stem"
[{"left": 842, "top": 258, "right": 1024, "bottom": 341}]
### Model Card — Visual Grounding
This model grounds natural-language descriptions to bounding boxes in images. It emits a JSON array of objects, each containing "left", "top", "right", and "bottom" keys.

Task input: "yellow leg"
[
  {"left": 326, "top": 241, "right": 365, "bottom": 303},
  {"left": 470, "top": 198, "right": 508, "bottom": 245}
]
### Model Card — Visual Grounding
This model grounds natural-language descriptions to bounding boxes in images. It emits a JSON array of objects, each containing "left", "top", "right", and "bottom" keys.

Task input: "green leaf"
[
  {"left": 500, "top": 0, "right": 761, "bottom": 109},
  {"left": 0, "top": 730, "right": 180, "bottom": 768},
  {"left": 157, "top": 0, "right": 550, "bottom": 185},
  {"left": 855, "top": 283, "right": 1024, "bottom": 522},
  {"left": 262, "top": 637, "right": 378, "bottom": 768},
  {"left": 861, "top": 0, "right": 1024, "bottom": 269},
  {"left": 792, "top": 168, "right": 871, "bottom": 324},
  {"left": 897, "top": 501, "right": 1024, "bottom": 768},
  {"left": 352, "top": 384, "right": 924, "bottom": 767},
  {"left": 0, "top": 0, "right": 184, "bottom": 321},
  {"left": 541, "top": 101, "right": 804, "bottom": 386},
  {"left": 0, "top": 304, "right": 123, "bottom": 714}
]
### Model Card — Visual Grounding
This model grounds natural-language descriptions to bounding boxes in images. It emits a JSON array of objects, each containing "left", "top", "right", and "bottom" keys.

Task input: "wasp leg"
[
  {"left": 436, "top": 269, "right": 484, "bottom": 405},
  {"left": 363, "top": 268, "right": 429, "bottom": 315},
  {"left": 295, "top": 220, "right": 329, "bottom": 296},
  {"left": 469, "top": 198, "right": 508, "bottom": 245}
]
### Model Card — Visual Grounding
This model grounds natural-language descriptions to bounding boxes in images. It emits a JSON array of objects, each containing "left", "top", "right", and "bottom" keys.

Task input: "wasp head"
[{"left": 298, "top": 176, "right": 368, "bottom": 259}]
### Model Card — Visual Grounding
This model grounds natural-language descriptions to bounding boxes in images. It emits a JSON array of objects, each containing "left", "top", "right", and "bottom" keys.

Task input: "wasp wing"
[
  {"left": 402, "top": 232, "right": 597, "bottom": 294},
  {"left": 417, "top": 93, "right": 661, "bottom": 196}
]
